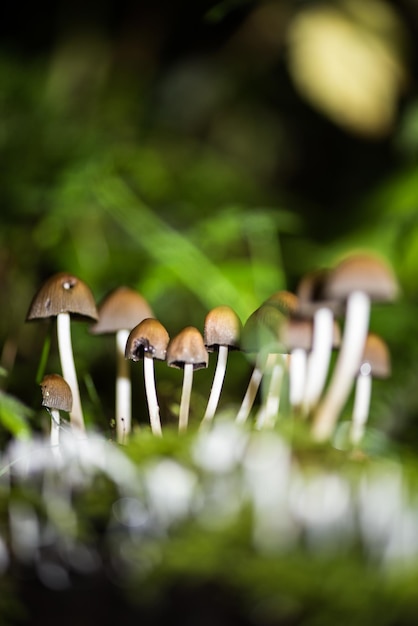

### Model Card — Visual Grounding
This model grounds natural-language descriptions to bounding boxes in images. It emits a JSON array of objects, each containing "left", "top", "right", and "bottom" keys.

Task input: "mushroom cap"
[
  {"left": 322, "top": 253, "right": 399, "bottom": 303},
  {"left": 280, "top": 317, "right": 314, "bottom": 352},
  {"left": 125, "top": 318, "right": 170, "bottom": 361},
  {"left": 90, "top": 286, "right": 154, "bottom": 334},
  {"left": 40, "top": 373, "right": 73, "bottom": 412},
  {"left": 166, "top": 326, "right": 208, "bottom": 371},
  {"left": 27, "top": 272, "right": 98, "bottom": 322},
  {"left": 296, "top": 269, "right": 344, "bottom": 317},
  {"left": 264, "top": 290, "right": 300, "bottom": 316},
  {"left": 204, "top": 305, "right": 242, "bottom": 352},
  {"left": 358, "top": 332, "right": 391, "bottom": 379},
  {"left": 241, "top": 304, "right": 287, "bottom": 354}
]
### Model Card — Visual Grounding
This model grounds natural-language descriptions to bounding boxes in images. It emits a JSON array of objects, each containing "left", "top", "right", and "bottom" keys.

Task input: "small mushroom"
[
  {"left": 350, "top": 332, "right": 391, "bottom": 445},
  {"left": 40, "top": 373, "right": 73, "bottom": 450},
  {"left": 237, "top": 295, "right": 291, "bottom": 427},
  {"left": 90, "top": 286, "right": 154, "bottom": 444},
  {"left": 312, "top": 253, "right": 399, "bottom": 441},
  {"left": 166, "top": 327, "right": 208, "bottom": 432},
  {"left": 201, "top": 306, "right": 242, "bottom": 426},
  {"left": 27, "top": 273, "right": 98, "bottom": 433},
  {"left": 125, "top": 318, "right": 170, "bottom": 436}
]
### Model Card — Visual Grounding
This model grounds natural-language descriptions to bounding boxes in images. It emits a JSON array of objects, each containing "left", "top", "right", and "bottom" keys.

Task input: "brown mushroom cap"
[
  {"left": 27, "top": 272, "right": 98, "bottom": 322},
  {"left": 125, "top": 318, "right": 170, "bottom": 362},
  {"left": 264, "top": 290, "right": 300, "bottom": 316},
  {"left": 204, "top": 305, "right": 242, "bottom": 352},
  {"left": 90, "top": 286, "right": 154, "bottom": 334},
  {"left": 166, "top": 326, "right": 208, "bottom": 370},
  {"left": 359, "top": 332, "right": 391, "bottom": 379},
  {"left": 296, "top": 269, "right": 344, "bottom": 317},
  {"left": 40, "top": 373, "right": 73, "bottom": 413},
  {"left": 322, "top": 253, "right": 399, "bottom": 303}
]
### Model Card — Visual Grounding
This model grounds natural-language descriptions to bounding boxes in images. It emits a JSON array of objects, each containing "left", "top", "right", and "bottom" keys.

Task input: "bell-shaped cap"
[
  {"left": 322, "top": 253, "right": 399, "bottom": 303},
  {"left": 297, "top": 268, "right": 344, "bottom": 317},
  {"left": 40, "top": 373, "right": 73, "bottom": 412},
  {"left": 264, "top": 290, "right": 300, "bottom": 316},
  {"left": 358, "top": 332, "right": 391, "bottom": 379},
  {"left": 125, "top": 318, "right": 169, "bottom": 362},
  {"left": 166, "top": 326, "right": 208, "bottom": 370},
  {"left": 90, "top": 286, "right": 154, "bottom": 334},
  {"left": 27, "top": 272, "right": 98, "bottom": 322},
  {"left": 204, "top": 305, "right": 242, "bottom": 352}
]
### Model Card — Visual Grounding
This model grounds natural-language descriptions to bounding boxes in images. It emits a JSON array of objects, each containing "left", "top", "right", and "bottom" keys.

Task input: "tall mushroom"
[
  {"left": 125, "top": 318, "right": 170, "bottom": 437},
  {"left": 27, "top": 273, "right": 98, "bottom": 433},
  {"left": 201, "top": 305, "right": 242, "bottom": 426},
  {"left": 40, "top": 373, "right": 73, "bottom": 451},
  {"left": 166, "top": 327, "right": 208, "bottom": 433},
  {"left": 90, "top": 286, "right": 154, "bottom": 444},
  {"left": 312, "top": 253, "right": 399, "bottom": 441},
  {"left": 350, "top": 332, "right": 391, "bottom": 445}
]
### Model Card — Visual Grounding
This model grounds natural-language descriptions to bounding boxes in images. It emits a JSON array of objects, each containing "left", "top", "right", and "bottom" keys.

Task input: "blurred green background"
[{"left": 1, "top": 0, "right": 418, "bottom": 445}]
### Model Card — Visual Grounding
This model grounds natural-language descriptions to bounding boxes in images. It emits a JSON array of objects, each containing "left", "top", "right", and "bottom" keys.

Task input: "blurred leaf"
[{"left": 0, "top": 391, "right": 32, "bottom": 439}]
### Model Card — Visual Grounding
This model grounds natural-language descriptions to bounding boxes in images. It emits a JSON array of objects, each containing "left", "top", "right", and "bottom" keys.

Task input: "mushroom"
[
  {"left": 40, "top": 373, "right": 73, "bottom": 450},
  {"left": 201, "top": 305, "right": 242, "bottom": 426},
  {"left": 125, "top": 318, "right": 170, "bottom": 437},
  {"left": 350, "top": 332, "right": 391, "bottom": 445},
  {"left": 166, "top": 327, "right": 208, "bottom": 432},
  {"left": 90, "top": 286, "right": 154, "bottom": 444},
  {"left": 312, "top": 253, "right": 399, "bottom": 441},
  {"left": 236, "top": 294, "right": 293, "bottom": 427},
  {"left": 27, "top": 273, "right": 98, "bottom": 433}
]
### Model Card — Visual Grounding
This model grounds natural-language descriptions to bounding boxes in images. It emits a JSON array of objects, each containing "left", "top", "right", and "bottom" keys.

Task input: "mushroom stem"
[
  {"left": 49, "top": 408, "right": 61, "bottom": 449},
  {"left": 312, "top": 290, "right": 370, "bottom": 441},
  {"left": 202, "top": 345, "right": 229, "bottom": 425},
  {"left": 235, "top": 353, "right": 268, "bottom": 425},
  {"left": 56, "top": 312, "right": 85, "bottom": 433},
  {"left": 289, "top": 348, "right": 308, "bottom": 412},
  {"left": 143, "top": 356, "right": 163, "bottom": 436},
  {"left": 302, "top": 307, "right": 334, "bottom": 415},
  {"left": 255, "top": 353, "right": 285, "bottom": 429},
  {"left": 179, "top": 362, "right": 194, "bottom": 433},
  {"left": 115, "top": 329, "right": 131, "bottom": 444},
  {"left": 350, "top": 366, "right": 372, "bottom": 445}
]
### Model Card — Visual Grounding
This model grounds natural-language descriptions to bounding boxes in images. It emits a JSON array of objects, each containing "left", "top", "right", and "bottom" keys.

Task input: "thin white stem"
[
  {"left": 57, "top": 312, "right": 85, "bottom": 433},
  {"left": 143, "top": 356, "right": 163, "bottom": 436},
  {"left": 49, "top": 408, "right": 60, "bottom": 450},
  {"left": 116, "top": 329, "right": 131, "bottom": 445},
  {"left": 312, "top": 291, "right": 371, "bottom": 441},
  {"left": 235, "top": 352, "right": 268, "bottom": 425},
  {"left": 255, "top": 353, "right": 285, "bottom": 429},
  {"left": 202, "top": 345, "right": 229, "bottom": 425},
  {"left": 302, "top": 307, "right": 334, "bottom": 415},
  {"left": 289, "top": 348, "right": 307, "bottom": 411},
  {"left": 179, "top": 363, "right": 194, "bottom": 433},
  {"left": 350, "top": 368, "right": 372, "bottom": 445}
]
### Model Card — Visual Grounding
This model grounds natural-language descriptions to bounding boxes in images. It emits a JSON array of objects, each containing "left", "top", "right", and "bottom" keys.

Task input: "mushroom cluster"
[{"left": 28, "top": 251, "right": 399, "bottom": 450}]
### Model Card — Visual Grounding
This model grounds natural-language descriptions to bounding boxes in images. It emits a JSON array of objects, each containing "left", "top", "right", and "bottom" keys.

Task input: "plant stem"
[
  {"left": 56, "top": 313, "right": 85, "bottom": 433},
  {"left": 202, "top": 345, "right": 229, "bottom": 425},
  {"left": 235, "top": 353, "right": 268, "bottom": 425},
  {"left": 179, "top": 363, "right": 193, "bottom": 433},
  {"left": 312, "top": 291, "right": 370, "bottom": 441},
  {"left": 115, "top": 329, "right": 131, "bottom": 444},
  {"left": 302, "top": 307, "right": 334, "bottom": 415},
  {"left": 350, "top": 368, "right": 372, "bottom": 444},
  {"left": 143, "top": 356, "right": 163, "bottom": 436}
]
